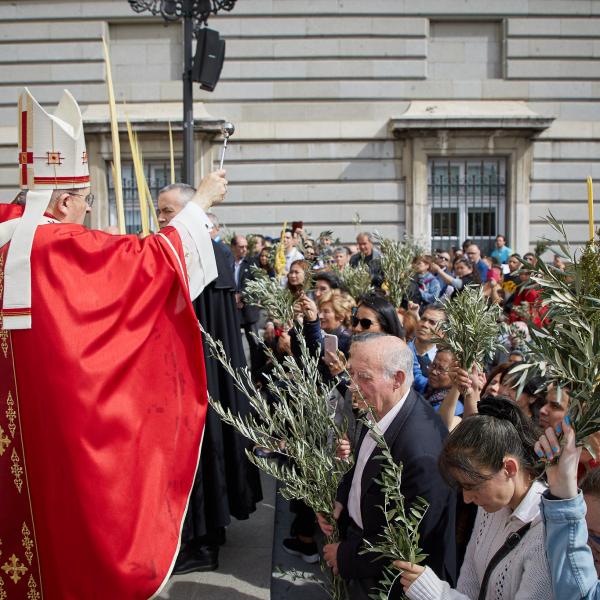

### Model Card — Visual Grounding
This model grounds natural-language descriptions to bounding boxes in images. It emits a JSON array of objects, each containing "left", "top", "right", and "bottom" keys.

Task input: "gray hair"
[
  {"left": 333, "top": 246, "right": 350, "bottom": 256},
  {"left": 356, "top": 232, "right": 373, "bottom": 242},
  {"left": 351, "top": 332, "right": 414, "bottom": 385},
  {"left": 158, "top": 183, "right": 195, "bottom": 204},
  {"left": 206, "top": 212, "right": 219, "bottom": 228}
]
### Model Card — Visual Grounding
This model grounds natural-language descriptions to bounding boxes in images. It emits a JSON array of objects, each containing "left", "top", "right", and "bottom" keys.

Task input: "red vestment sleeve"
[{"left": 0, "top": 206, "right": 207, "bottom": 599}]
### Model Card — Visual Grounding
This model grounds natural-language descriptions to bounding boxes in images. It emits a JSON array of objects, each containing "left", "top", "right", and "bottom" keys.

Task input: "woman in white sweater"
[{"left": 395, "top": 397, "right": 553, "bottom": 600}]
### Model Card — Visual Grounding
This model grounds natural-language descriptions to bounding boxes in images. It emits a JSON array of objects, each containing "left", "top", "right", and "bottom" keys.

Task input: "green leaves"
[
  {"left": 202, "top": 324, "right": 352, "bottom": 599},
  {"left": 359, "top": 422, "right": 429, "bottom": 600},
  {"left": 512, "top": 213, "right": 600, "bottom": 444},
  {"left": 432, "top": 286, "right": 505, "bottom": 372},
  {"left": 242, "top": 265, "right": 295, "bottom": 324},
  {"left": 337, "top": 262, "right": 373, "bottom": 301},
  {"left": 377, "top": 234, "right": 424, "bottom": 309}
]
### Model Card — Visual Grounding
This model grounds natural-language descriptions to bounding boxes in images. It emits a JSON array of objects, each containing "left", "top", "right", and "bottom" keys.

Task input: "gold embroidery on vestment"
[
  {"left": 1, "top": 553, "right": 27, "bottom": 584},
  {"left": 21, "top": 523, "right": 33, "bottom": 565},
  {"left": 27, "top": 574, "right": 40, "bottom": 600},
  {"left": 0, "top": 332, "right": 7, "bottom": 360},
  {"left": 5, "top": 392, "right": 15, "bottom": 438},
  {"left": 10, "top": 447, "right": 23, "bottom": 493},
  {"left": 0, "top": 575, "right": 6, "bottom": 600}
]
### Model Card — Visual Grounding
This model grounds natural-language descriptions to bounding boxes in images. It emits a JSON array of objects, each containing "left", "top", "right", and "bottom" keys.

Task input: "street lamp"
[{"left": 127, "top": 0, "right": 237, "bottom": 184}]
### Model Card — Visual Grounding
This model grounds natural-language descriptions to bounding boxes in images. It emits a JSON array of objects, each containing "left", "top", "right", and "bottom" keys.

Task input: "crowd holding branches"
[{"left": 205, "top": 200, "right": 600, "bottom": 600}]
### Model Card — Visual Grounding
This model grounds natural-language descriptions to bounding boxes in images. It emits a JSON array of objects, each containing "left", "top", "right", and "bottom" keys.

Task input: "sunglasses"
[{"left": 352, "top": 315, "right": 374, "bottom": 329}]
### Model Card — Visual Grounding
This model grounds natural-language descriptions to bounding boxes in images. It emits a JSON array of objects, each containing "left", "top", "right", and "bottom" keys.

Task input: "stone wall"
[{"left": 0, "top": 0, "right": 598, "bottom": 246}]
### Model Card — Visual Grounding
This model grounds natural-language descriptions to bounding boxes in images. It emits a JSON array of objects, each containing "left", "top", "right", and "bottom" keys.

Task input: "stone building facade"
[{"left": 1, "top": 0, "right": 599, "bottom": 252}]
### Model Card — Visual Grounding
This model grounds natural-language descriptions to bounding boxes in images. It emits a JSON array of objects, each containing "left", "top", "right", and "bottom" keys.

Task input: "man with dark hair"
[
  {"left": 490, "top": 234, "right": 513, "bottom": 265},
  {"left": 318, "top": 334, "right": 456, "bottom": 599}
]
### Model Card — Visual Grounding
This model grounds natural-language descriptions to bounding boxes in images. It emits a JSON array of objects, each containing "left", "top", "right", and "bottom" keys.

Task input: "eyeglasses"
[
  {"left": 69, "top": 192, "right": 94, "bottom": 208},
  {"left": 429, "top": 364, "right": 450, "bottom": 374},
  {"left": 352, "top": 316, "right": 374, "bottom": 329},
  {"left": 436, "top": 256, "right": 450, "bottom": 261}
]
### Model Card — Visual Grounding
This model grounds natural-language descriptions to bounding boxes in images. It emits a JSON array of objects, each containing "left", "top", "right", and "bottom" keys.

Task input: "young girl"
[{"left": 395, "top": 397, "right": 553, "bottom": 600}]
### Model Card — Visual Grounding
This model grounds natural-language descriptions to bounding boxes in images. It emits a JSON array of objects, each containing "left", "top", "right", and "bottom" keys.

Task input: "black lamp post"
[{"left": 127, "top": 0, "right": 237, "bottom": 184}]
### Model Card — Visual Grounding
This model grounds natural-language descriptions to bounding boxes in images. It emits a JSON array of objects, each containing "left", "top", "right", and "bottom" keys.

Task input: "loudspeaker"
[{"left": 192, "top": 28, "right": 225, "bottom": 92}]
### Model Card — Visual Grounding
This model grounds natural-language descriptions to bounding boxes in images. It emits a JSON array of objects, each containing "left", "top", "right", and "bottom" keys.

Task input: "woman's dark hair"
[
  {"left": 313, "top": 270, "right": 340, "bottom": 290},
  {"left": 453, "top": 257, "right": 481, "bottom": 284},
  {"left": 481, "top": 362, "right": 511, "bottom": 398},
  {"left": 357, "top": 292, "right": 405, "bottom": 340},
  {"left": 439, "top": 396, "right": 543, "bottom": 487}
]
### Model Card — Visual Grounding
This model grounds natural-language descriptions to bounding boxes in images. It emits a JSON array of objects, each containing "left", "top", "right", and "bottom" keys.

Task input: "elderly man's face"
[
  {"left": 347, "top": 342, "right": 397, "bottom": 420},
  {"left": 357, "top": 235, "right": 373, "bottom": 256},
  {"left": 157, "top": 190, "right": 185, "bottom": 227},
  {"left": 59, "top": 187, "right": 92, "bottom": 225}
]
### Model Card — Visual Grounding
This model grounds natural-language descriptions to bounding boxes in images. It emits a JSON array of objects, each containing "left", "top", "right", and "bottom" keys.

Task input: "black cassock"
[{"left": 181, "top": 240, "right": 262, "bottom": 547}]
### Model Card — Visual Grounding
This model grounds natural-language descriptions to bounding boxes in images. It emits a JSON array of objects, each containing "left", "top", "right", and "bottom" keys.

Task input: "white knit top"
[{"left": 406, "top": 480, "right": 554, "bottom": 600}]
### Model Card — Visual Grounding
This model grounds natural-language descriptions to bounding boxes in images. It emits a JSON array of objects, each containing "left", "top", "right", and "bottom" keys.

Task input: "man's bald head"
[
  {"left": 157, "top": 183, "right": 195, "bottom": 228},
  {"left": 348, "top": 333, "right": 414, "bottom": 419}
]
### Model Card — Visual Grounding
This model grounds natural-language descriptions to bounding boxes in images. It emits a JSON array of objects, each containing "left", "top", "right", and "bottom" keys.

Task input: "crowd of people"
[
  {"left": 2, "top": 86, "right": 598, "bottom": 600},
  {"left": 219, "top": 222, "right": 600, "bottom": 600}
]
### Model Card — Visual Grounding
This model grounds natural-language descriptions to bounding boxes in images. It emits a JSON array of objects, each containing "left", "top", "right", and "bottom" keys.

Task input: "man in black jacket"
[
  {"left": 231, "top": 235, "right": 262, "bottom": 381},
  {"left": 320, "top": 333, "right": 456, "bottom": 599}
]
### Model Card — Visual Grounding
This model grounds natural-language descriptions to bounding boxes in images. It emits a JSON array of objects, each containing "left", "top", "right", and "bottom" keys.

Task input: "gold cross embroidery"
[{"left": 1, "top": 554, "right": 27, "bottom": 584}]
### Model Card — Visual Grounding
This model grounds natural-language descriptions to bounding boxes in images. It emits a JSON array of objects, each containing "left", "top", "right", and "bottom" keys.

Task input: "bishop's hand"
[{"left": 193, "top": 169, "right": 228, "bottom": 211}]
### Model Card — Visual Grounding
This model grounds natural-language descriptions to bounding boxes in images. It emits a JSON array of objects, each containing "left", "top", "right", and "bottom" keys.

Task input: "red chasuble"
[{"left": 0, "top": 205, "right": 207, "bottom": 599}]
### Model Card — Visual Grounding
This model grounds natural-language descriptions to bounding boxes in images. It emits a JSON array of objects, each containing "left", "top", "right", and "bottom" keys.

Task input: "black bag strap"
[{"left": 477, "top": 521, "right": 532, "bottom": 600}]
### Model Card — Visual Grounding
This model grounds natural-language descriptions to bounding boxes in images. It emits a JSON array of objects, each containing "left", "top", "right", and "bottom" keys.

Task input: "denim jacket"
[{"left": 541, "top": 490, "right": 600, "bottom": 600}]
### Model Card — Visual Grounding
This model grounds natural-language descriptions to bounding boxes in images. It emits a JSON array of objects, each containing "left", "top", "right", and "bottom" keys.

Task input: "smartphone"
[{"left": 323, "top": 333, "right": 338, "bottom": 355}]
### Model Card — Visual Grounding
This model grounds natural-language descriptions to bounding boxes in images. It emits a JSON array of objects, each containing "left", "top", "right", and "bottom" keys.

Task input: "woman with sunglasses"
[
  {"left": 351, "top": 292, "right": 405, "bottom": 338},
  {"left": 395, "top": 397, "right": 553, "bottom": 600}
]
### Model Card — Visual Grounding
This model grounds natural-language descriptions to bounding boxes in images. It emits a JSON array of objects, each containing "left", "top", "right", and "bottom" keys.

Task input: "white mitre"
[{"left": 1, "top": 87, "right": 89, "bottom": 330}]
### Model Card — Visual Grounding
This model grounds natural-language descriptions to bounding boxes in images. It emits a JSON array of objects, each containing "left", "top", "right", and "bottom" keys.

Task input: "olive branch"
[
  {"left": 376, "top": 234, "right": 424, "bottom": 309},
  {"left": 510, "top": 214, "right": 600, "bottom": 449},
  {"left": 201, "top": 324, "right": 352, "bottom": 599},
  {"left": 337, "top": 262, "right": 373, "bottom": 301},
  {"left": 358, "top": 420, "right": 428, "bottom": 600},
  {"left": 242, "top": 265, "right": 295, "bottom": 324},
  {"left": 432, "top": 285, "right": 506, "bottom": 372}
]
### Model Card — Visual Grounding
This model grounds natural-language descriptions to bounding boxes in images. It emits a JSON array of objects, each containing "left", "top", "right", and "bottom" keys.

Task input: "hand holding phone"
[{"left": 323, "top": 333, "right": 338, "bottom": 355}]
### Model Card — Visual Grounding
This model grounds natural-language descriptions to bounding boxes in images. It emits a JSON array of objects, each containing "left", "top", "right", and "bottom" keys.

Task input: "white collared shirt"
[{"left": 347, "top": 389, "right": 410, "bottom": 529}]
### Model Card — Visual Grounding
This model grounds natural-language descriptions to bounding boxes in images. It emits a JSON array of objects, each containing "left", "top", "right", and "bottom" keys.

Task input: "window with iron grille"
[
  {"left": 107, "top": 161, "right": 182, "bottom": 233},
  {"left": 428, "top": 157, "right": 506, "bottom": 255}
]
